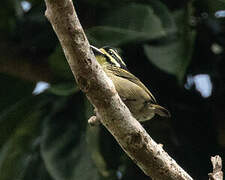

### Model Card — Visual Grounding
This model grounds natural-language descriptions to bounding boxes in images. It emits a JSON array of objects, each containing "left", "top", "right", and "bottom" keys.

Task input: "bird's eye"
[
  {"left": 109, "top": 50, "right": 114, "bottom": 55},
  {"left": 108, "top": 51, "right": 116, "bottom": 58}
]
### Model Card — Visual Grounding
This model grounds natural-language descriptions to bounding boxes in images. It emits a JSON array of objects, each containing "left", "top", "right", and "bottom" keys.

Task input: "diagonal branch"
[{"left": 44, "top": 0, "right": 193, "bottom": 179}]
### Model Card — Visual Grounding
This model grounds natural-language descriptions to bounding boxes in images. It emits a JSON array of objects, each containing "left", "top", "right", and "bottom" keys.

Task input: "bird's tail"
[{"left": 151, "top": 104, "right": 171, "bottom": 118}]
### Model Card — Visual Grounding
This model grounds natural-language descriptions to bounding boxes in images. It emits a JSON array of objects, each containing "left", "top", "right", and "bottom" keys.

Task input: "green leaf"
[
  {"left": 23, "top": 151, "right": 53, "bottom": 180},
  {"left": 48, "top": 82, "right": 79, "bottom": 96},
  {"left": 87, "top": 3, "right": 166, "bottom": 46},
  {"left": 0, "top": 95, "right": 45, "bottom": 180},
  {"left": 198, "top": 0, "right": 225, "bottom": 15},
  {"left": 0, "top": 97, "right": 33, "bottom": 148},
  {"left": 48, "top": 46, "right": 74, "bottom": 80},
  {"left": 41, "top": 94, "right": 101, "bottom": 180},
  {"left": 85, "top": 100, "right": 123, "bottom": 179},
  {"left": 144, "top": 8, "right": 196, "bottom": 82},
  {"left": 0, "top": 74, "right": 34, "bottom": 111},
  {"left": 87, "top": 26, "right": 164, "bottom": 47},
  {"left": 85, "top": 100, "right": 112, "bottom": 178},
  {"left": 0, "top": 75, "right": 36, "bottom": 148},
  {"left": 147, "top": 0, "right": 176, "bottom": 31}
]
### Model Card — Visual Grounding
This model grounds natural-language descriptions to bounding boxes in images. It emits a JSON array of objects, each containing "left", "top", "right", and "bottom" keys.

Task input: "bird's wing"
[{"left": 106, "top": 65, "right": 157, "bottom": 104}]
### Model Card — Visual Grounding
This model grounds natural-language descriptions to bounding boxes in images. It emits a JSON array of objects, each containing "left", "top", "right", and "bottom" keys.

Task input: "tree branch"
[
  {"left": 209, "top": 155, "right": 223, "bottom": 180},
  {"left": 44, "top": 0, "right": 193, "bottom": 179}
]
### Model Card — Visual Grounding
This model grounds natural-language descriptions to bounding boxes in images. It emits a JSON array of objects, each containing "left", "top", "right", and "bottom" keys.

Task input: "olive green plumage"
[{"left": 91, "top": 45, "right": 170, "bottom": 121}]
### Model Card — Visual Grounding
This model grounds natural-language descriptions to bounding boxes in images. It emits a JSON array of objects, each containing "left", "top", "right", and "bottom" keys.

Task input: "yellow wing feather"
[{"left": 105, "top": 65, "right": 157, "bottom": 104}]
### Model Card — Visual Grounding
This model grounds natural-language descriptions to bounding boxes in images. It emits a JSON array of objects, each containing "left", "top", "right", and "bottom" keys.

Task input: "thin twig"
[{"left": 209, "top": 155, "right": 223, "bottom": 180}]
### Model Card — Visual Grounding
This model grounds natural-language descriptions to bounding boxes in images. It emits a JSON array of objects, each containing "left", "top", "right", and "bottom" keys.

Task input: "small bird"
[{"left": 91, "top": 45, "right": 170, "bottom": 122}]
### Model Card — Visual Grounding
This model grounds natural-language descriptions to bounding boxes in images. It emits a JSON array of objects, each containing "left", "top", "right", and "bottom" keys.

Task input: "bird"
[{"left": 91, "top": 45, "right": 170, "bottom": 122}]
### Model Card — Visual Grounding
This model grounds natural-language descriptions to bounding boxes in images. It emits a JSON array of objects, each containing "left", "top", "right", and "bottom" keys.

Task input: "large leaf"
[
  {"left": 48, "top": 46, "right": 74, "bottom": 80},
  {"left": 144, "top": 8, "right": 196, "bottom": 82},
  {"left": 197, "top": 0, "right": 225, "bottom": 15},
  {"left": 23, "top": 150, "right": 53, "bottom": 180},
  {"left": 87, "top": 3, "right": 166, "bottom": 46},
  {"left": 41, "top": 94, "right": 101, "bottom": 180},
  {"left": 0, "top": 75, "right": 35, "bottom": 148},
  {"left": 48, "top": 82, "right": 79, "bottom": 96},
  {"left": 145, "top": 0, "right": 176, "bottom": 31},
  {"left": 0, "top": 94, "right": 49, "bottom": 180},
  {"left": 0, "top": 97, "right": 37, "bottom": 148},
  {"left": 0, "top": 74, "right": 34, "bottom": 111},
  {"left": 85, "top": 99, "right": 118, "bottom": 179}
]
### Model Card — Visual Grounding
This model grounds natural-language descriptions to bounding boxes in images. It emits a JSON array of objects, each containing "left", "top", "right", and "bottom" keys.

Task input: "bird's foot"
[{"left": 88, "top": 108, "right": 101, "bottom": 126}]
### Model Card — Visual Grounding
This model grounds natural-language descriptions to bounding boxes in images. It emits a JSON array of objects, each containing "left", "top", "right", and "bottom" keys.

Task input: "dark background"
[{"left": 0, "top": 0, "right": 225, "bottom": 179}]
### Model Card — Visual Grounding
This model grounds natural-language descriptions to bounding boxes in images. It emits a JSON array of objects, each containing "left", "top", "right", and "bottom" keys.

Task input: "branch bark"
[
  {"left": 209, "top": 155, "right": 223, "bottom": 180},
  {"left": 44, "top": 0, "right": 193, "bottom": 179}
]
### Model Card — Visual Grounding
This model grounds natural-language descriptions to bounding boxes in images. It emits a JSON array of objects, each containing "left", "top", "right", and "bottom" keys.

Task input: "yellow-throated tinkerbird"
[{"left": 91, "top": 45, "right": 170, "bottom": 122}]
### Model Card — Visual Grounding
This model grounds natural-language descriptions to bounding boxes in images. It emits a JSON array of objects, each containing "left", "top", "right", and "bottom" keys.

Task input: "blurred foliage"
[{"left": 0, "top": 0, "right": 225, "bottom": 180}]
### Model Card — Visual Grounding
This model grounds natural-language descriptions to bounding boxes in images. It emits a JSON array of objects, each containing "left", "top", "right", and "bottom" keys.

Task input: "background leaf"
[
  {"left": 48, "top": 82, "right": 79, "bottom": 96},
  {"left": 0, "top": 94, "right": 50, "bottom": 180},
  {"left": 41, "top": 94, "right": 101, "bottom": 180},
  {"left": 87, "top": 4, "right": 165, "bottom": 46},
  {"left": 144, "top": 8, "right": 196, "bottom": 81}
]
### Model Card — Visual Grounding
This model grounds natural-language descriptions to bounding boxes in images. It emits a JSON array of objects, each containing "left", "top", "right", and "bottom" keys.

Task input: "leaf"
[
  {"left": 0, "top": 75, "right": 36, "bottom": 148},
  {"left": 48, "top": 46, "right": 74, "bottom": 80},
  {"left": 144, "top": 8, "right": 196, "bottom": 82},
  {"left": 87, "top": 26, "right": 164, "bottom": 47},
  {"left": 48, "top": 82, "right": 79, "bottom": 96},
  {"left": 41, "top": 94, "right": 101, "bottom": 180},
  {"left": 0, "top": 74, "right": 34, "bottom": 111},
  {"left": 85, "top": 100, "right": 123, "bottom": 179},
  {"left": 147, "top": 0, "right": 176, "bottom": 31},
  {"left": 0, "top": 95, "right": 46, "bottom": 180},
  {"left": 0, "top": 97, "right": 35, "bottom": 148},
  {"left": 23, "top": 151, "right": 53, "bottom": 180},
  {"left": 87, "top": 3, "right": 166, "bottom": 46},
  {"left": 197, "top": 0, "right": 225, "bottom": 15},
  {"left": 85, "top": 100, "right": 113, "bottom": 178}
]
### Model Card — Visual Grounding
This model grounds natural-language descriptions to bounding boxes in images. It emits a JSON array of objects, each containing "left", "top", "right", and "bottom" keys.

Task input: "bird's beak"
[{"left": 90, "top": 45, "right": 105, "bottom": 56}]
